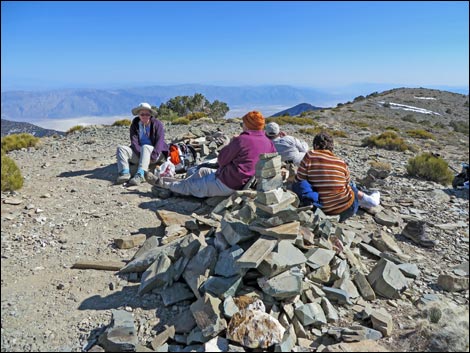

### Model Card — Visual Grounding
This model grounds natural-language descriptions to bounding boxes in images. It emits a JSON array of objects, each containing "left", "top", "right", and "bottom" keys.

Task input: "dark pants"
[{"left": 339, "top": 182, "right": 359, "bottom": 223}]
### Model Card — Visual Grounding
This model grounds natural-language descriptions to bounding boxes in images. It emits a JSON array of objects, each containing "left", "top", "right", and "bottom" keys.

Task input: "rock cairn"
[{"left": 95, "top": 152, "right": 429, "bottom": 352}]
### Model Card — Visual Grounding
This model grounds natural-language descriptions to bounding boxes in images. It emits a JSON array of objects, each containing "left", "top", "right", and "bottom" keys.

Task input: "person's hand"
[{"left": 279, "top": 131, "right": 287, "bottom": 137}]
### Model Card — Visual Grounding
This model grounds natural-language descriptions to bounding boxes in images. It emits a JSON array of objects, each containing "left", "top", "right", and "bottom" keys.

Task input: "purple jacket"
[
  {"left": 216, "top": 130, "right": 276, "bottom": 190},
  {"left": 130, "top": 116, "right": 168, "bottom": 162}
]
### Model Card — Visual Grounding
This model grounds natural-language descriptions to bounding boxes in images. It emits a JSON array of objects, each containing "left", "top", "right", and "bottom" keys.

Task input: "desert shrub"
[
  {"left": 265, "top": 116, "right": 316, "bottom": 126},
  {"left": 172, "top": 117, "right": 190, "bottom": 125},
  {"left": 363, "top": 115, "right": 379, "bottom": 120},
  {"left": 402, "top": 114, "right": 417, "bottom": 123},
  {"left": 348, "top": 121, "right": 369, "bottom": 128},
  {"left": 433, "top": 122, "right": 446, "bottom": 129},
  {"left": 406, "top": 153, "right": 454, "bottom": 185},
  {"left": 385, "top": 126, "right": 399, "bottom": 132},
  {"left": 353, "top": 95, "right": 365, "bottom": 102},
  {"left": 369, "top": 160, "right": 392, "bottom": 171},
  {"left": 450, "top": 120, "right": 469, "bottom": 135},
  {"left": 1, "top": 151, "right": 23, "bottom": 191},
  {"left": 361, "top": 131, "right": 411, "bottom": 151},
  {"left": 112, "top": 119, "right": 131, "bottom": 127},
  {"left": 186, "top": 112, "right": 207, "bottom": 121},
  {"left": 1, "top": 133, "right": 40, "bottom": 153},
  {"left": 66, "top": 125, "right": 85, "bottom": 134},
  {"left": 299, "top": 127, "right": 348, "bottom": 138},
  {"left": 464, "top": 100, "right": 469, "bottom": 107},
  {"left": 406, "top": 129, "right": 435, "bottom": 140},
  {"left": 445, "top": 108, "right": 452, "bottom": 114},
  {"left": 382, "top": 102, "right": 391, "bottom": 108}
]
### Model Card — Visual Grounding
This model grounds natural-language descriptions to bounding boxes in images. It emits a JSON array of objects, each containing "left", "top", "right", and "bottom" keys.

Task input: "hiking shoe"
[
  {"left": 402, "top": 219, "right": 437, "bottom": 248},
  {"left": 127, "top": 173, "right": 145, "bottom": 186},
  {"left": 144, "top": 170, "right": 159, "bottom": 186},
  {"left": 116, "top": 172, "right": 131, "bottom": 185}
]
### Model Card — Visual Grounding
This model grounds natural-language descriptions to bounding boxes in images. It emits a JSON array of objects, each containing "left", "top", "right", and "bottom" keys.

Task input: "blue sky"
[{"left": 1, "top": 1, "right": 469, "bottom": 90}]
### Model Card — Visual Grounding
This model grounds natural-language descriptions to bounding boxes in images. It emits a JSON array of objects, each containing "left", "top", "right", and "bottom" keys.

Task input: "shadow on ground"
[
  {"left": 58, "top": 164, "right": 117, "bottom": 183},
  {"left": 78, "top": 284, "right": 162, "bottom": 311}
]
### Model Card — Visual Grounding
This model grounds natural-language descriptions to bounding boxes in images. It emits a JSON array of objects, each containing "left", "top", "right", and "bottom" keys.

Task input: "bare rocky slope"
[{"left": 1, "top": 88, "right": 469, "bottom": 352}]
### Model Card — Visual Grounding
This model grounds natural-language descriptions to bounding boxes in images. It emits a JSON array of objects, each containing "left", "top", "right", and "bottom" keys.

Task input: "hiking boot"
[
  {"left": 402, "top": 219, "right": 437, "bottom": 248},
  {"left": 127, "top": 173, "right": 145, "bottom": 186},
  {"left": 116, "top": 172, "right": 131, "bottom": 185},
  {"left": 144, "top": 170, "right": 159, "bottom": 186}
]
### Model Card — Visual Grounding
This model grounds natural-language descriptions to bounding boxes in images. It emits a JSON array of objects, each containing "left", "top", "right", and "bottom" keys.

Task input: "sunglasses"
[{"left": 139, "top": 113, "right": 151, "bottom": 117}]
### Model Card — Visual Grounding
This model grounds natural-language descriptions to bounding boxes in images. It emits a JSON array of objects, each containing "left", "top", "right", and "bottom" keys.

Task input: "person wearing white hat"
[
  {"left": 116, "top": 103, "right": 168, "bottom": 185},
  {"left": 265, "top": 122, "right": 309, "bottom": 166}
]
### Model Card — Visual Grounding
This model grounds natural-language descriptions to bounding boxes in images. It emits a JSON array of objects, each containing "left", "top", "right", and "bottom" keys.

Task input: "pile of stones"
[{"left": 96, "top": 153, "right": 426, "bottom": 352}]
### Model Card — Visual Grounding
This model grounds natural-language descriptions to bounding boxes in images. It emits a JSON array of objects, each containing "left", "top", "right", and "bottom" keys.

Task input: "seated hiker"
[
  {"left": 265, "top": 122, "right": 309, "bottom": 166},
  {"left": 295, "top": 131, "right": 380, "bottom": 222},
  {"left": 115, "top": 102, "right": 168, "bottom": 186},
  {"left": 145, "top": 111, "right": 277, "bottom": 198}
]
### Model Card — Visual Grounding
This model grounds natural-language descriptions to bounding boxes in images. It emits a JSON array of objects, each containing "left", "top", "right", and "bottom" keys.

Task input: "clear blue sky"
[{"left": 1, "top": 1, "right": 469, "bottom": 90}]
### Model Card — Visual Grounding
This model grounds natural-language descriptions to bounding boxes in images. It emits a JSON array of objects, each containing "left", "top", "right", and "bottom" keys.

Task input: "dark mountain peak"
[
  {"left": 1, "top": 119, "right": 64, "bottom": 138},
  {"left": 271, "top": 103, "right": 323, "bottom": 117}
]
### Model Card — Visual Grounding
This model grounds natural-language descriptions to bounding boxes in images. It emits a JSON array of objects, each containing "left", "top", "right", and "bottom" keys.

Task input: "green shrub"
[
  {"left": 402, "top": 114, "right": 417, "bottom": 123},
  {"left": 361, "top": 131, "right": 411, "bottom": 151},
  {"left": 172, "top": 117, "right": 190, "bottom": 125},
  {"left": 1, "top": 133, "right": 40, "bottom": 153},
  {"left": 348, "top": 121, "right": 369, "bottom": 128},
  {"left": 299, "top": 127, "right": 348, "bottom": 138},
  {"left": 112, "top": 119, "right": 131, "bottom": 127},
  {"left": 406, "top": 152, "right": 454, "bottom": 185},
  {"left": 385, "top": 126, "right": 399, "bottom": 132},
  {"left": 450, "top": 120, "right": 469, "bottom": 135},
  {"left": 186, "top": 112, "right": 207, "bottom": 121},
  {"left": 66, "top": 125, "right": 85, "bottom": 134},
  {"left": 1, "top": 151, "right": 23, "bottom": 191},
  {"left": 265, "top": 116, "right": 317, "bottom": 126},
  {"left": 406, "top": 129, "right": 435, "bottom": 140}
]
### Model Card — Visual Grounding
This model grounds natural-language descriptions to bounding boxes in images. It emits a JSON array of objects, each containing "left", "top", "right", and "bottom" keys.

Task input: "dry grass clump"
[
  {"left": 1, "top": 133, "right": 40, "bottom": 153},
  {"left": 172, "top": 117, "right": 190, "bottom": 125},
  {"left": 66, "top": 125, "right": 86, "bottom": 134},
  {"left": 406, "top": 152, "right": 454, "bottom": 185},
  {"left": 361, "top": 131, "right": 412, "bottom": 151},
  {"left": 347, "top": 121, "right": 370, "bottom": 128},
  {"left": 406, "top": 129, "right": 435, "bottom": 140},
  {"left": 265, "top": 116, "right": 316, "bottom": 126},
  {"left": 112, "top": 119, "right": 131, "bottom": 127},
  {"left": 299, "top": 127, "right": 348, "bottom": 138},
  {"left": 1, "top": 150, "right": 23, "bottom": 191},
  {"left": 369, "top": 160, "right": 392, "bottom": 171}
]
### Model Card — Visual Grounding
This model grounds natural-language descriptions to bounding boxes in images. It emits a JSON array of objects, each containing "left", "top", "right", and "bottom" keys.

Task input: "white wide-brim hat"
[
  {"left": 131, "top": 102, "right": 158, "bottom": 116},
  {"left": 265, "top": 122, "right": 280, "bottom": 136}
]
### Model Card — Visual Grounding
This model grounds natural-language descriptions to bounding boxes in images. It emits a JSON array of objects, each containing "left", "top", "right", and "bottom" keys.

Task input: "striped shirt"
[{"left": 296, "top": 149, "right": 354, "bottom": 215}]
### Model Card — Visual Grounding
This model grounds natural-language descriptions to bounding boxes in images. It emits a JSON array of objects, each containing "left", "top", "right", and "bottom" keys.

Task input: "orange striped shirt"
[{"left": 296, "top": 149, "right": 354, "bottom": 215}]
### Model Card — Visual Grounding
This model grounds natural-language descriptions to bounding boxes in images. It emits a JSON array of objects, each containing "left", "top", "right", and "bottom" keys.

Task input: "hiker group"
[{"left": 114, "top": 102, "right": 435, "bottom": 246}]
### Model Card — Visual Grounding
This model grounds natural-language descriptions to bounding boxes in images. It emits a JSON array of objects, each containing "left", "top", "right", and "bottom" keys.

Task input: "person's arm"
[
  {"left": 217, "top": 137, "right": 241, "bottom": 167},
  {"left": 130, "top": 120, "right": 141, "bottom": 155},
  {"left": 295, "top": 138, "right": 309, "bottom": 152},
  {"left": 295, "top": 153, "right": 309, "bottom": 182},
  {"left": 151, "top": 120, "right": 166, "bottom": 161}
]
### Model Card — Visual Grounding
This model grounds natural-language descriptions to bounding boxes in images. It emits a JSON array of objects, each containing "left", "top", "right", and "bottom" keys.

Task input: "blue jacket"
[{"left": 292, "top": 180, "right": 322, "bottom": 209}]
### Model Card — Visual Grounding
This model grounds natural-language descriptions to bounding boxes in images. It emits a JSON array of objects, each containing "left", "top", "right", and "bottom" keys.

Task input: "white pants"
[
  {"left": 116, "top": 145, "right": 154, "bottom": 173},
  {"left": 168, "top": 167, "right": 234, "bottom": 198}
]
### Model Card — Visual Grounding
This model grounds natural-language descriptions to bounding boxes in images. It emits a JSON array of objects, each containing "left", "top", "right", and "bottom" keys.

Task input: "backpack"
[{"left": 169, "top": 142, "right": 197, "bottom": 173}]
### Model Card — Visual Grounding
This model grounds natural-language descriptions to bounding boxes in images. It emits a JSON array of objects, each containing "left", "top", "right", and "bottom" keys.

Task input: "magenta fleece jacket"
[{"left": 216, "top": 130, "right": 276, "bottom": 190}]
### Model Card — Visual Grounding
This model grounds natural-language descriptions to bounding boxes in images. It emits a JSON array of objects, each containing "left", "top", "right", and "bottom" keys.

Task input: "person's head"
[
  {"left": 132, "top": 102, "right": 157, "bottom": 124},
  {"left": 313, "top": 132, "right": 334, "bottom": 151},
  {"left": 265, "top": 122, "right": 280, "bottom": 139},
  {"left": 241, "top": 111, "right": 265, "bottom": 131}
]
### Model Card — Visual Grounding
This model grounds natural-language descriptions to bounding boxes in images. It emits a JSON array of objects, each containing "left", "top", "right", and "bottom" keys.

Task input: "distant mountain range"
[
  {"left": 270, "top": 103, "right": 323, "bottom": 117},
  {"left": 1, "top": 119, "right": 64, "bottom": 137},
  {"left": 0, "top": 84, "right": 350, "bottom": 122}
]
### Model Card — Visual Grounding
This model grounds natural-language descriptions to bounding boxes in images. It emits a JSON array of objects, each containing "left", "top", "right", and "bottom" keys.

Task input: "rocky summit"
[{"left": 1, "top": 88, "right": 469, "bottom": 352}]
